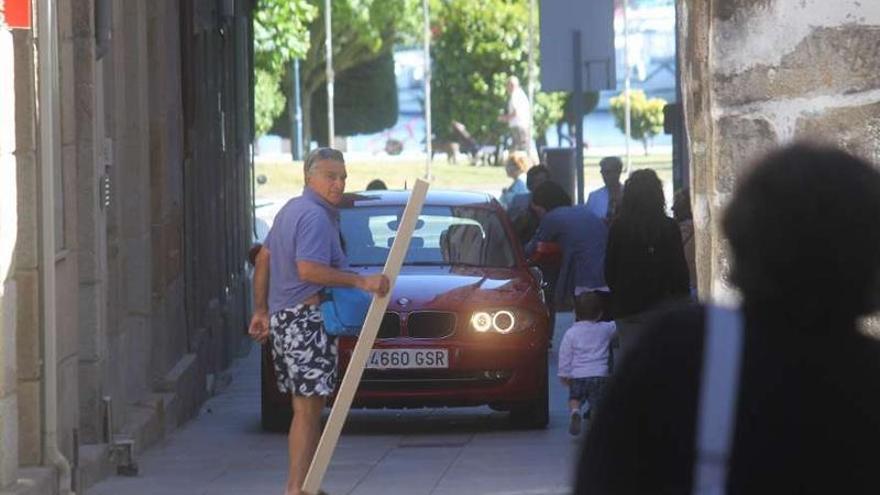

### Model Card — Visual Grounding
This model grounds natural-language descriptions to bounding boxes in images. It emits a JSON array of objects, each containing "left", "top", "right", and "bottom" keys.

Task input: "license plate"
[{"left": 366, "top": 349, "right": 449, "bottom": 369}]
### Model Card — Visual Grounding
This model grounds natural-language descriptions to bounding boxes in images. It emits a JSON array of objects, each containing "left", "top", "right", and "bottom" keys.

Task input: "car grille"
[
  {"left": 377, "top": 313, "right": 400, "bottom": 339},
  {"left": 407, "top": 311, "right": 456, "bottom": 339}
]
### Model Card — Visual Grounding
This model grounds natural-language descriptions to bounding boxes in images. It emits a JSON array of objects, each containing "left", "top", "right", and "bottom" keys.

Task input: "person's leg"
[
  {"left": 286, "top": 395, "right": 326, "bottom": 495},
  {"left": 568, "top": 379, "right": 585, "bottom": 435}
]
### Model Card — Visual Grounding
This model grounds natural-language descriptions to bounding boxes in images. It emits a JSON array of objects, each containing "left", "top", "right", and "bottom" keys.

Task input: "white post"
[
  {"left": 325, "top": 0, "right": 335, "bottom": 148},
  {"left": 527, "top": 0, "right": 536, "bottom": 116},
  {"left": 623, "top": 0, "right": 632, "bottom": 174},
  {"left": 423, "top": 0, "right": 432, "bottom": 180}
]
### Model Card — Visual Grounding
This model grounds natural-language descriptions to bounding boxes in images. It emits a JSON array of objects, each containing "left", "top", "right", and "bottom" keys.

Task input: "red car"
[{"left": 261, "top": 190, "right": 551, "bottom": 430}]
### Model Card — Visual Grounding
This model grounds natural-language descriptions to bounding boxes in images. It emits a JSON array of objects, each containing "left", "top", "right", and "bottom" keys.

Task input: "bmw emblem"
[{"left": 397, "top": 297, "right": 411, "bottom": 306}]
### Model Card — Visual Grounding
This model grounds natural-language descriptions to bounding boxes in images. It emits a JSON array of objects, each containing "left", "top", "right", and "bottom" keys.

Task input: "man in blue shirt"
[
  {"left": 249, "top": 148, "right": 388, "bottom": 495},
  {"left": 526, "top": 181, "right": 608, "bottom": 308},
  {"left": 586, "top": 156, "right": 624, "bottom": 223}
]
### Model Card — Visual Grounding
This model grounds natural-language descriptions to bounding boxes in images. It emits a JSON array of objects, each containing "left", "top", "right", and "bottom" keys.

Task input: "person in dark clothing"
[
  {"left": 576, "top": 144, "right": 880, "bottom": 494},
  {"left": 604, "top": 168, "right": 689, "bottom": 366},
  {"left": 508, "top": 164, "right": 551, "bottom": 244}
]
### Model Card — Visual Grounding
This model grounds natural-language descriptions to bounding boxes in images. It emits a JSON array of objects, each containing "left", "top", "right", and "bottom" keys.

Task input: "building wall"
[
  {"left": 11, "top": 20, "right": 43, "bottom": 470},
  {"left": 0, "top": 18, "right": 20, "bottom": 487},
  {"left": 2, "top": 0, "right": 254, "bottom": 490},
  {"left": 678, "top": 0, "right": 880, "bottom": 299}
]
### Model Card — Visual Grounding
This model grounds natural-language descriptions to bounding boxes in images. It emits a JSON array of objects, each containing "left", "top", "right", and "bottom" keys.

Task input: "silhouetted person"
[
  {"left": 577, "top": 144, "right": 880, "bottom": 494},
  {"left": 604, "top": 168, "right": 689, "bottom": 367}
]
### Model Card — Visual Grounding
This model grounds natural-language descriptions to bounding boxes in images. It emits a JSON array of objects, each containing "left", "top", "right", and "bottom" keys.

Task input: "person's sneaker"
[{"left": 569, "top": 411, "right": 582, "bottom": 436}]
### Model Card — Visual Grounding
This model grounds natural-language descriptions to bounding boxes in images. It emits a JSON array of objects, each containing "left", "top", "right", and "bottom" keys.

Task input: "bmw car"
[{"left": 261, "top": 190, "right": 551, "bottom": 430}]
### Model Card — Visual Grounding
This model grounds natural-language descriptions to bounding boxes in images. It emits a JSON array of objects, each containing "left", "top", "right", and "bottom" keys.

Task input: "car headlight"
[{"left": 470, "top": 310, "right": 534, "bottom": 334}]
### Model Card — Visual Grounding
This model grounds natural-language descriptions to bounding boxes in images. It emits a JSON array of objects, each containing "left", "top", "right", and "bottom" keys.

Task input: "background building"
[{"left": 0, "top": 1, "right": 255, "bottom": 493}]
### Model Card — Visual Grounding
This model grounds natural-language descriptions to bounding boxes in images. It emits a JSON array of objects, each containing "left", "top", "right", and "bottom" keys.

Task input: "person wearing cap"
[
  {"left": 248, "top": 147, "right": 389, "bottom": 495},
  {"left": 586, "top": 156, "right": 624, "bottom": 223}
]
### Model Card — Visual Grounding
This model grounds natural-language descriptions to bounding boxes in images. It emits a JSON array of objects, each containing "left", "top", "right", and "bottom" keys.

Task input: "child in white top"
[{"left": 558, "top": 291, "right": 617, "bottom": 436}]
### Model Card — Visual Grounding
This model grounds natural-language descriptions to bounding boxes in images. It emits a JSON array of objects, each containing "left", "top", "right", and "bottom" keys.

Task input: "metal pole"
[
  {"left": 573, "top": 30, "right": 585, "bottom": 205},
  {"left": 291, "top": 59, "right": 303, "bottom": 160},
  {"left": 423, "top": 0, "right": 432, "bottom": 180},
  {"left": 527, "top": 0, "right": 536, "bottom": 120},
  {"left": 623, "top": 0, "right": 632, "bottom": 174},
  {"left": 325, "top": 0, "right": 335, "bottom": 148}
]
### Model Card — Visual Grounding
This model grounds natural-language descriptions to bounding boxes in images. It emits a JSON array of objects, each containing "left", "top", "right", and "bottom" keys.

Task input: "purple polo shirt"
[{"left": 264, "top": 187, "right": 347, "bottom": 315}]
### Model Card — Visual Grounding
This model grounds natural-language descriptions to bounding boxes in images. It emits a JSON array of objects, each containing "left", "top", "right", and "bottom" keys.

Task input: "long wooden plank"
[{"left": 302, "top": 179, "right": 431, "bottom": 495}]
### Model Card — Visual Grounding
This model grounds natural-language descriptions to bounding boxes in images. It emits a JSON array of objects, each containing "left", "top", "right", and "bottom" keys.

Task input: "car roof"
[{"left": 340, "top": 189, "right": 497, "bottom": 208}]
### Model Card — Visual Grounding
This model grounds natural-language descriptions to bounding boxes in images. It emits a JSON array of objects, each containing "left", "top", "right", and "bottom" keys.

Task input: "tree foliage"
[
  {"left": 609, "top": 90, "right": 667, "bottom": 154},
  {"left": 310, "top": 49, "right": 399, "bottom": 145},
  {"left": 297, "top": 0, "right": 418, "bottom": 146},
  {"left": 254, "top": 0, "right": 316, "bottom": 75},
  {"left": 255, "top": 68, "right": 286, "bottom": 138},
  {"left": 253, "top": 0, "right": 316, "bottom": 139},
  {"left": 430, "top": 0, "right": 564, "bottom": 149}
]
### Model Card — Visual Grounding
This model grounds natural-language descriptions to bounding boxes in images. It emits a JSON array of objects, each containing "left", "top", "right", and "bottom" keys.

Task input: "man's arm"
[
  {"left": 297, "top": 260, "right": 389, "bottom": 295},
  {"left": 248, "top": 246, "right": 271, "bottom": 344},
  {"left": 524, "top": 212, "right": 560, "bottom": 257}
]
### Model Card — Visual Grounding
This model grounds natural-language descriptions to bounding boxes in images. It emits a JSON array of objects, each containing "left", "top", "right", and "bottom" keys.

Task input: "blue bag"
[{"left": 320, "top": 287, "right": 373, "bottom": 336}]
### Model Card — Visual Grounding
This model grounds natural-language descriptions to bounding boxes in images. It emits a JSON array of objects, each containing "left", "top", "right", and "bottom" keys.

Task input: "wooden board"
[{"left": 302, "top": 179, "right": 430, "bottom": 495}]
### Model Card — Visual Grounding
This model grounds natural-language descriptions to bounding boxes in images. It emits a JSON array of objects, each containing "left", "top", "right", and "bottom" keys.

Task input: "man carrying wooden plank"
[{"left": 248, "top": 147, "right": 389, "bottom": 495}]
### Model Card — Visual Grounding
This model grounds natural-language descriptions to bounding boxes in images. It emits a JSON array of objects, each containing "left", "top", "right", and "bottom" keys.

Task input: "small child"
[{"left": 558, "top": 290, "right": 616, "bottom": 436}]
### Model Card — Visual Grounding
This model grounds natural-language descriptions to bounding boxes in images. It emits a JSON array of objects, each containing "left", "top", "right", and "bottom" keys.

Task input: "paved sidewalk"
[{"left": 90, "top": 313, "right": 581, "bottom": 495}]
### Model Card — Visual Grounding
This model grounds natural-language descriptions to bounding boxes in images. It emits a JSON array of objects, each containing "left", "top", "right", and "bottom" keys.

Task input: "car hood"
[{"left": 364, "top": 265, "right": 537, "bottom": 312}]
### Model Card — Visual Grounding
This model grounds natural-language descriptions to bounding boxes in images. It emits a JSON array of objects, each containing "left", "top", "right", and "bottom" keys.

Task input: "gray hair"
[{"left": 304, "top": 147, "right": 345, "bottom": 175}]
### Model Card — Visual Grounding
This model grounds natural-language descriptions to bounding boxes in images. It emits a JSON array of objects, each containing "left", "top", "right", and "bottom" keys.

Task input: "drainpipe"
[{"left": 36, "top": 0, "right": 75, "bottom": 493}]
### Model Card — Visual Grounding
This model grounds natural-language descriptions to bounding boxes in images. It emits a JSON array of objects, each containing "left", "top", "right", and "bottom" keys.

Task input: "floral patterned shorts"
[{"left": 270, "top": 304, "right": 337, "bottom": 396}]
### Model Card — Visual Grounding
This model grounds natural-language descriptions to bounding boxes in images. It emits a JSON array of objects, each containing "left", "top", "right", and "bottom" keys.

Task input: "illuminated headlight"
[
  {"left": 493, "top": 310, "right": 515, "bottom": 334},
  {"left": 471, "top": 312, "right": 493, "bottom": 332},
  {"left": 470, "top": 310, "right": 532, "bottom": 334}
]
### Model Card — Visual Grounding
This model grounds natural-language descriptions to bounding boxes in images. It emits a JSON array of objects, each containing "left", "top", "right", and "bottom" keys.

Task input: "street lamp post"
[
  {"left": 623, "top": 0, "right": 632, "bottom": 174},
  {"left": 325, "top": 0, "right": 335, "bottom": 148},
  {"left": 423, "top": 0, "right": 432, "bottom": 180}
]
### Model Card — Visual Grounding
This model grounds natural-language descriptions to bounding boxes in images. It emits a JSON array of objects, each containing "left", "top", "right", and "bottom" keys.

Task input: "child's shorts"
[{"left": 569, "top": 376, "right": 609, "bottom": 408}]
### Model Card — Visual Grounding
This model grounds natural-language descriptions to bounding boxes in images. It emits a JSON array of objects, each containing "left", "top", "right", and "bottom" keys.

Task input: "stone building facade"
[
  {"left": 678, "top": 0, "right": 880, "bottom": 299},
  {"left": 1, "top": 1, "right": 255, "bottom": 493}
]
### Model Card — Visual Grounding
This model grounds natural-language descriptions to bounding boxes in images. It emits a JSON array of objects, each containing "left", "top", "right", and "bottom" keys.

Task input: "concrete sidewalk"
[{"left": 89, "top": 313, "right": 581, "bottom": 495}]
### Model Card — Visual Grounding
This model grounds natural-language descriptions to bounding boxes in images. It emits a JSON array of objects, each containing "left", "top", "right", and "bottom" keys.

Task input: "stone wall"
[
  {"left": 2, "top": 0, "right": 254, "bottom": 490},
  {"left": 0, "top": 20, "right": 20, "bottom": 488},
  {"left": 678, "top": 0, "right": 880, "bottom": 299}
]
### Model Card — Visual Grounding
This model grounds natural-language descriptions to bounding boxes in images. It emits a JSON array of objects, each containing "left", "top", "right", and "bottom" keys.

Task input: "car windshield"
[{"left": 340, "top": 205, "right": 517, "bottom": 268}]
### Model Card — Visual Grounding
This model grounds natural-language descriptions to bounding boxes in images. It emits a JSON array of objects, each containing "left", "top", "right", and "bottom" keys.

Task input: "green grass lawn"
[{"left": 253, "top": 153, "right": 673, "bottom": 202}]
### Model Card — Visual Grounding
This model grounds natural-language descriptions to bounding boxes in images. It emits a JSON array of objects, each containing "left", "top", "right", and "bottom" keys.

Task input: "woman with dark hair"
[
  {"left": 577, "top": 144, "right": 880, "bottom": 494},
  {"left": 604, "top": 169, "right": 689, "bottom": 365}
]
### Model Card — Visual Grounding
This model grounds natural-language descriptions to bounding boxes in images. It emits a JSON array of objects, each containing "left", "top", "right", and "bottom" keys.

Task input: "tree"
[
  {"left": 310, "top": 48, "right": 399, "bottom": 145},
  {"left": 253, "top": 0, "right": 317, "bottom": 138},
  {"left": 609, "top": 90, "right": 667, "bottom": 155},
  {"left": 298, "top": 0, "right": 419, "bottom": 146},
  {"left": 255, "top": 68, "right": 286, "bottom": 138},
  {"left": 431, "top": 0, "right": 564, "bottom": 155}
]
